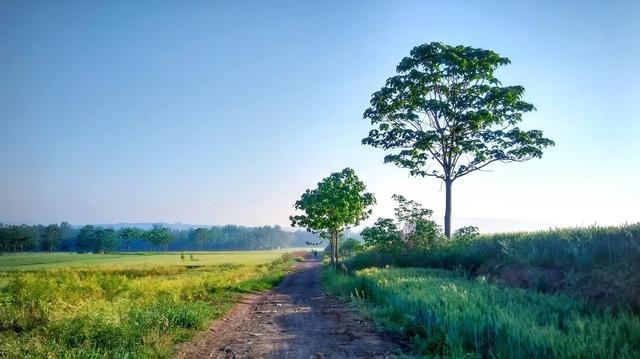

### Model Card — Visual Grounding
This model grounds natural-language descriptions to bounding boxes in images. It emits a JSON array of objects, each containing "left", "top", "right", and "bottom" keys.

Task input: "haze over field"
[{"left": 1, "top": 0, "right": 638, "bottom": 232}]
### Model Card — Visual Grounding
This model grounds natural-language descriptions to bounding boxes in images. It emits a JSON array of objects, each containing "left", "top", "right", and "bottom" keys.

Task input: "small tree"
[
  {"left": 94, "top": 229, "right": 119, "bottom": 253},
  {"left": 13, "top": 225, "right": 37, "bottom": 252},
  {"left": 363, "top": 42, "right": 554, "bottom": 238},
  {"left": 145, "top": 224, "right": 173, "bottom": 252},
  {"left": 290, "top": 168, "right": 376, "bottom": 268},
  {"left": 76, "top": 225, "right": 97, "bottom": 252},
  {"left": 40, "top": 224, "right": 62, "bottom": 252},
  {"left": 190, "top": 227, "right": 208, "bottom": 251},
  {"left": 118, "top": 227, "right": 144, "bottom": 253},
  {"left": 453, "top": 226, "right": 480, "bottom": 242},
  {"left": 361, "top": 218, "right": 401, "bottom": 251},
  {"left": 393, "top": 194, "right": 441, "bottom": 248},
  {"left": 362, "top": 195, "right": 440, "bottom": 251},
  {"left": 339, "top": 237, "right": 363, "bottom": 257}
]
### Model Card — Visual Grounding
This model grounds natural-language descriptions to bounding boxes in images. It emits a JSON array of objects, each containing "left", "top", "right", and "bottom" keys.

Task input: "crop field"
[
  {"left": 0, "top": 251, "right": 301, "bottom": 358},
  {"left": 324, "top": 267, "right": 640, "bottom": 358},
  {"left": 0, "top": 249, "right": 304, "bottom": 271},
  {"left": 326, "top": 225, "right": 640, "bottom": 357}
]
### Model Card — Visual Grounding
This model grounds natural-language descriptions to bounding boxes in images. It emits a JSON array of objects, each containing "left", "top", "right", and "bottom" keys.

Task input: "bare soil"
[{"left": 177, "top": 258, "right": 399, "bottom": 358}]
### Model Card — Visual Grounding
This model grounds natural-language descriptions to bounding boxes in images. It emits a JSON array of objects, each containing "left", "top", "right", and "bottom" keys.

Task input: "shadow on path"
[{"left": 177, "top": 258, "right": 399, "bottom": 358}]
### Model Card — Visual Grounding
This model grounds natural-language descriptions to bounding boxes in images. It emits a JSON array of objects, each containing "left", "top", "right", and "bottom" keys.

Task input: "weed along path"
[{"left": 177, "top": 257, "right": 397, "bottom": 358}]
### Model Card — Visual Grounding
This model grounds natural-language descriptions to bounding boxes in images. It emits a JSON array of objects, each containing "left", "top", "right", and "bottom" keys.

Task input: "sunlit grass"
[
  {"left": 0, "top": 249, "right": 305, "bottom": 271},
  {"left": 0, "top": 252, "right": 300, "bottom": 358},
  {"left": 324, "top": 267, "right": 640, "bottom": 358}
]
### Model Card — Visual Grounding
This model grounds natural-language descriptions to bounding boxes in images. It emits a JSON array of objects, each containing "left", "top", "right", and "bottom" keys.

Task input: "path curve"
[{"left": 177, "top": 258, "right": 397, "bottom": 358}]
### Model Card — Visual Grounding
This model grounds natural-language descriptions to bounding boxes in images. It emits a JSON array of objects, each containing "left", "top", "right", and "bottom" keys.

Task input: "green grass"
[
  {"left": 0, "top": 251, "right": 302, "bottom": 358},
  {"left": 348, "top": 224, "right": 640, "bottom": 311},
  {"left": 0, "top": 249, "right": 303, "bottom": 271},
  {"left": 324, "top": 267, "right": 640, "bottom": 358},
  {"left": 351, "top": 224, "right": 640, "bottom": 272}
]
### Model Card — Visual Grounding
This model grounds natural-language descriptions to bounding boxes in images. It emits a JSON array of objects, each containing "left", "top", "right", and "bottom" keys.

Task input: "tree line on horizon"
[{"left": 0, "top": 223, "right": 322, "bottom": 254}]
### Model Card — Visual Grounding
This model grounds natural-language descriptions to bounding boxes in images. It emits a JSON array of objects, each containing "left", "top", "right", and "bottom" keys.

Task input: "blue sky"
[{"left": 1, "top": 0, "right": 638, "bottom": 231}]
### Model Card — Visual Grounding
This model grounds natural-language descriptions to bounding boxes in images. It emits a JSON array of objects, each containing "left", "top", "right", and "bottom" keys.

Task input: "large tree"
[
  {"left": 363, "top": 42, "right": 554, "bottom": 237},
  {"left": 290, "top": 168, "right": 375, "bottom": 268}
]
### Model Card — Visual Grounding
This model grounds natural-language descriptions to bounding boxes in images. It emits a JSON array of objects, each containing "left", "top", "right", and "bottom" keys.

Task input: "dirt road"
[{"left": 177, "top": 258, "right": 398, "bottom": 358}]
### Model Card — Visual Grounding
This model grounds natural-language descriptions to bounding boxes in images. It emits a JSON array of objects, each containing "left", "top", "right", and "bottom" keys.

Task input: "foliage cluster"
[
  {"left": 324, "top": 267, "right": 640, "bottom": 358},
  {"left": 0, "top": 254, "right": 295, "bottom": 358},
  {"left": 361, "top": 42, "right": 554, "bottom": 236},
  {"left": 0, "top": 223, "right": 72, "bottom": 253},
  {"left": 361, "top": 194, "right": 442, "bottom": 251},
  {"left": 290, "top": 168, "right": 375, "bottom": 267}
]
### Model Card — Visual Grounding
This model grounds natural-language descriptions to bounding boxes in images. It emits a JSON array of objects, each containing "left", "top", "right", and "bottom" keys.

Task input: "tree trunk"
[
  {"left": 444, "top": 179, "right": 453, "bottom": 239},
  {"left": 329, "top": 232, "right": 336, "bottom": 269},
  {"left": 334, "top": 234, "right": 339, "bottom": 268}
]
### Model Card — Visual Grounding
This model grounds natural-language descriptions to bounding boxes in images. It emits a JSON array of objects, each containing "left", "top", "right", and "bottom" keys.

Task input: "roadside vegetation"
[
  {"left": 324, "top": 267, "right": 640, "bottom": 358},
  {"left": 0, "top": 252, "right": 300, "bottom": 358},
  {"left": 353, "top": 222, "right": 640, "bottom": 312},
  {"left": 321, "top": 194, "right": 640, "bottom": 356}
]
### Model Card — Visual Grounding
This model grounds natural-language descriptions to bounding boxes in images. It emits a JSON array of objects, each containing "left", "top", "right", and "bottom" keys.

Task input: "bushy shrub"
[
  {"left": 339, "top": 238, "right": 363, "bottom": 256},
  {"left": 362, "top": 194, "right": 442, "bottom": 252},
  {"left": 452, "top": 226, "right": 479, "bottom": 242}
]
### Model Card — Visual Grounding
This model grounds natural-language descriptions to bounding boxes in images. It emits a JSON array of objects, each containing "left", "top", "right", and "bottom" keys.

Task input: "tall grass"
[
  {"left": 0, "top": 255, "right": 294, "bottom": 358},
  {"left": 351, "top": 224, "right": 640, "bottom": 271},
  {"left": 348, "top": 224, "right": 640, "bottom": 310},
  {"left": 324, "top": 267, "right": 640, "bottom": 358}
]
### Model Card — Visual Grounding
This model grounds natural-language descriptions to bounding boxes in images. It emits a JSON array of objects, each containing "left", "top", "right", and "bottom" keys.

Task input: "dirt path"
[{"left": 177, "top": 258, "right": 398, "bottom": 358}]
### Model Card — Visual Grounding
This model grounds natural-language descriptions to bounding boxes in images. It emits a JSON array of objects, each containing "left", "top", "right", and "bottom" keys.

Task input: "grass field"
[
  {"left": 0, "top": 249, "right": 304, "bottom": 271},
  {"left": 349, "top": 224, "right": 640, "bottom": 311},
  {"left": 324, "top": 267, "right": 640, "bottom": 358},
  {"left": 0, "top": 250, "right": 304, "bottom": 358}
]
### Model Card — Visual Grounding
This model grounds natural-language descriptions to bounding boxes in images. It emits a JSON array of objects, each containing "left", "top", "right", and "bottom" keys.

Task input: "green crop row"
[{"left": 324, "top": 267, "right": 640, "bottom": 358}]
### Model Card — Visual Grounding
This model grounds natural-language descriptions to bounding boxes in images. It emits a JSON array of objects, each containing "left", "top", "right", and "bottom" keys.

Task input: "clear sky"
[{"left": 1, "top": 0, "right": 639, "bottom": 231}]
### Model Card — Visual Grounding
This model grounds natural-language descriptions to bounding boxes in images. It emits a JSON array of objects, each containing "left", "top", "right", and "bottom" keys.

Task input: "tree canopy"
[
  {"left": 362, "top": 195, "right": 441, "bottom": 251},
  {"left": 363, "top": 42, "right": 554, "bottom": 237},
  {"left": 144, "top": 224, "right": 174, "bottom": 251},
  {"left": 290, "top": 168, "right": 376, "bottom": 267},
  {"left": 40, "top": 224, "right": 62, "bottom": 252}
]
